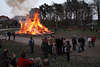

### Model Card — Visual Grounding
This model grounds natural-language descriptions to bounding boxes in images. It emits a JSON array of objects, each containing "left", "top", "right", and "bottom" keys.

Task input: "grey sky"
[{"left": 0, "top": 0, "right": 94, "bottom": 18}]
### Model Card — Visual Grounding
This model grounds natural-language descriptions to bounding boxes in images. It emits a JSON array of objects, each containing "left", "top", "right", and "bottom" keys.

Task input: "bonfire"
[{"left": 16, "top": 10, "right": 52, "bottom": 35}]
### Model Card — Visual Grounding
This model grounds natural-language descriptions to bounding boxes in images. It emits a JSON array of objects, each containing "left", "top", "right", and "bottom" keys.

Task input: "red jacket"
[
  {"left": 17, "top": 57, "right": 33, "bottom": 67},
  {"left": 92, "top": 37, "right": 96, "bottom": 42}
]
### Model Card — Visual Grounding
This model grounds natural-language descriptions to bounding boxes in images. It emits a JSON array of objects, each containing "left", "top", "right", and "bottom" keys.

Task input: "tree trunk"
[{"left": 97, "top": 4, "right": 100, "bottom": 22}]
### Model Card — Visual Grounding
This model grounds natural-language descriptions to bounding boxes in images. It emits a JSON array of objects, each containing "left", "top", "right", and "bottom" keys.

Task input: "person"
[
  {"left": 17, "top": 51, "right": 34, "bottom": 67},
  {"left": 43, "top": 58, "right": 50, "bottom": 67},
  {"left": 91, "top": 36, "right": 96, "bottom": 47},
  {"left": 61, "top": 37, "right": 64, "bottom": 55},
  {"left": 62, "top": 38, "right": 65, "bottom": 55},
  {"left": 87, "top": 36, "right": 92, "bottom": 48},
  {"left": 78, "top": 36, "right": 85, "bottom": 52},
  {"left": 41, "top": 37, "right": 49, "bottom": 58},
  {"left": 52, "top": 42, "right": 57, "bottom": 60},
  {"left": 0, "top": 49, "right": 17, "bottom": 67},
  {"left": 10, "top": 52, "right": 17, "bottom": 67},
  {"left": 0, "top": 49, "right": 10, "bottom": 67},
  {"left": 0, "top": 39, "right": 2, "bottom": 48},
  {"left": 72, "top": 37, "right": 77, "bottom": 51},
  {"left": 48, "top": 37, "right": 52, "bottom": 55},
  {"left": 12, "top": 32, "right": 16, "bottom": 40},
  {"left": 7, "top": 32, "right": 11, "bottom": 40},
  {"left": 34, "top": 57, "right": 43, "bottom": 67},
  {"left": 64, "top": 41, "right": 71, "bottom": 62},
  {"left": 29, "top": 37, "right": 34, "bottom": 53},
  {"left": 55, "top": 37, "right": 62, "bottom": 55}
]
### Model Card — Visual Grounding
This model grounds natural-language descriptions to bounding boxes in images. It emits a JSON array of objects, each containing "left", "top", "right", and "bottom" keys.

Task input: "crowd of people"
[
  {"left": 41, "top": 35, "right": 96, "bottom": 61},
  {"left": 3, "top": 31, "right": 16, "bottom": 40},
  {"left": 0, "top": 35, "right": 96, "bottom": 67},
  {"left": 0, "top": 49, "right": 50, "bottom": 67}
]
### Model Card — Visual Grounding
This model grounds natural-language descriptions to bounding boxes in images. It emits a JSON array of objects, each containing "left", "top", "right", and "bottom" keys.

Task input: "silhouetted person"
[
  {"left": 41, "top": 37, "right": 49, "bottom": 58},
  {"left": 72, "top": 37, "right": 77, "bottom": 51},
  {"left": 78, "top": 37, "right": 85, "bottom": 51},
  {"left": 56, "top": 37, "right": 62, "bottom": 55},
  {"left": 61, "top": 37, "right": 64, "bottom": 55},
  {"left": 0, "top": 39, "right": 2, "bottom": 48},
  {"left": 29, "top": 37, "right": 34, "bottom": 53},
  {"left": 12, "top": 32, "right": 16, "bottom": 40},
  {"left": 64, "top": 41, "right": 71, "bottom": 62},
  {"left": 52, "top": 42, "right": 57, "bottom": 60},
  {"left": 7, "top": 32, "right": 11, "bottom": 40}
]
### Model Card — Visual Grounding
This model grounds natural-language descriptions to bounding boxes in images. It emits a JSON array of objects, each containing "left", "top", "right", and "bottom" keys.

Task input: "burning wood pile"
[{"left": 16, "top": 10, "right": 52, "bottom": 35}]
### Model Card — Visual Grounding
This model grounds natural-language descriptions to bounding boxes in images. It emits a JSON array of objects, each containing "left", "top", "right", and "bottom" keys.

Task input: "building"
[{"left": 0, "top": 16, "right": 10, "bottom": 28}]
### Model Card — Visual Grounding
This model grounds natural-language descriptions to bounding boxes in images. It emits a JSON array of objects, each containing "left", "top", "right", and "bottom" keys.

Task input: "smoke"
[{"left": 5, "top": 0, "right": 38, "bottom": 17}]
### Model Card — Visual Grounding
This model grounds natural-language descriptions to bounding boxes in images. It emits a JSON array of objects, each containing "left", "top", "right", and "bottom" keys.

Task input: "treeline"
[{"left": 37, "top": 0, "right": 97, "bottom": 27}]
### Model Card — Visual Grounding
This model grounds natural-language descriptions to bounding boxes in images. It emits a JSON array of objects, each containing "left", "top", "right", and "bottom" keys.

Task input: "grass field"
[
  {"left": 0, "top": 27, "right": 100, "bottom": 67},
  {"left": 0, "top": 40, "right": 100, "bottom": 67}
]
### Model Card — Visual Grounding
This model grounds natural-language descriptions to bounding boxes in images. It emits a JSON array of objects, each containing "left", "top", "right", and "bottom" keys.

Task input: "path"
[
  {"left": 0, "top": 28, "right": 19, "bottom": 31},
  {"left": 0, "top": 35, "right": 42, "bottom": 46}
]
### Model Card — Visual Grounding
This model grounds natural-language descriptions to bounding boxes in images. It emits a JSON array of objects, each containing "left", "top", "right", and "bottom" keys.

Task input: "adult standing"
[
  {"left": 7, "top": 32, "right": 11, "bottom": 40},
  {"left": 52, "top": 42, "right": 57, "bottom": 60},
  {"left": 87, "top": 36, "right": 92, "bottom": 48},
  {"left": 62, "top": 38, "right": 66, "bottom": 54},
  {"left": 55, "top": 37, "right": 61, "bottom": 55},
  {"left": 61, "top": 37, "right": 64, "bottom": 55},
  {"left": 78, "top": 37, "right": 85, "bottom": 52},
  {"left": 64, "top": 41, "right": 71, "bottom": 62},
  {"left": 41, "top": 37, "right": 49, "bottom": 58},
  {"left": 12, "top": 32, "right": 16, "bottom": 40},
  {"left": 29, "top": 37, "right": 34, "bottom": 53},
  {"left": 48, "top": 36, "right": 55, "bottom": 55},
  {"left": 72, "top": 37, "right": 77, "bottom": 51},
  {"left": 0, "top": 39, "right": 2, "bottom": 48},
  {"left": 92, "top": 36, "right": 96, "bottom": 47}
]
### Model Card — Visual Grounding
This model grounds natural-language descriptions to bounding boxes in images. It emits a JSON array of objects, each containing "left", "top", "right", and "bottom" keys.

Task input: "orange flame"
[{"left": 16, "top": 10, "right": 52, "bottom": 35}]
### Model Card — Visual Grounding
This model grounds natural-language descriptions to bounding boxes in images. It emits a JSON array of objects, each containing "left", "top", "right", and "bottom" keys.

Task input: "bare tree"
[{"left": 94, "top": 0, "right": 100, "bottom": 22}]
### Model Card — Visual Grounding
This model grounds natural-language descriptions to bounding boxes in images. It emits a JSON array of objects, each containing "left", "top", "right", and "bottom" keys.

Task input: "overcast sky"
[{"left": 0, "top": 0, "right": 95, "bottom": 18}]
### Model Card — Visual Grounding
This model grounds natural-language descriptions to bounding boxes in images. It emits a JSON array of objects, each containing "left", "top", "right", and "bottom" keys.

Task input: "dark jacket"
[
  {"left": 78, "top": 37, "right": 85, "bottom": 45},
  {"left": 0, "top": 52, "right": 10, "bottom": 67},
  {"left": 29, "top": 39, "right": 34, "bottom": 47},
  {"left": 72, "top": 38, "right": 77, "bottom": 44}
]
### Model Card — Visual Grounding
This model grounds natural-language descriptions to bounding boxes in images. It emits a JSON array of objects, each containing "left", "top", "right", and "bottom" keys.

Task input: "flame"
[{"left": 16, "top": 10, "right": 52, "bottom": 35}]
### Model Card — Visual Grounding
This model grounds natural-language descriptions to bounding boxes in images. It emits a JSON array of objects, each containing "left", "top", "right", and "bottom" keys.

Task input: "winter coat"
[
  {"left": 29, "top": 39, "right": 34, "bottom": 47},
  {"left": 17, "top": 57, "right": 33, "bottom": 67},
  {"left": 52, "top": 45, "right": 56, "bottom": 54}
]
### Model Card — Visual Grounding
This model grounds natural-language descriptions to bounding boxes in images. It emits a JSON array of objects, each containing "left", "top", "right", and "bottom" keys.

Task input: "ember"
[{"left": 16, "top": 10, "right": 52, "bottom": 35}]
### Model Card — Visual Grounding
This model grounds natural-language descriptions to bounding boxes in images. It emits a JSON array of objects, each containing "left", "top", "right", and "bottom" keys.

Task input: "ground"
[{"left": 0, "top": 28, "right": 100, "bottom": 67}]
